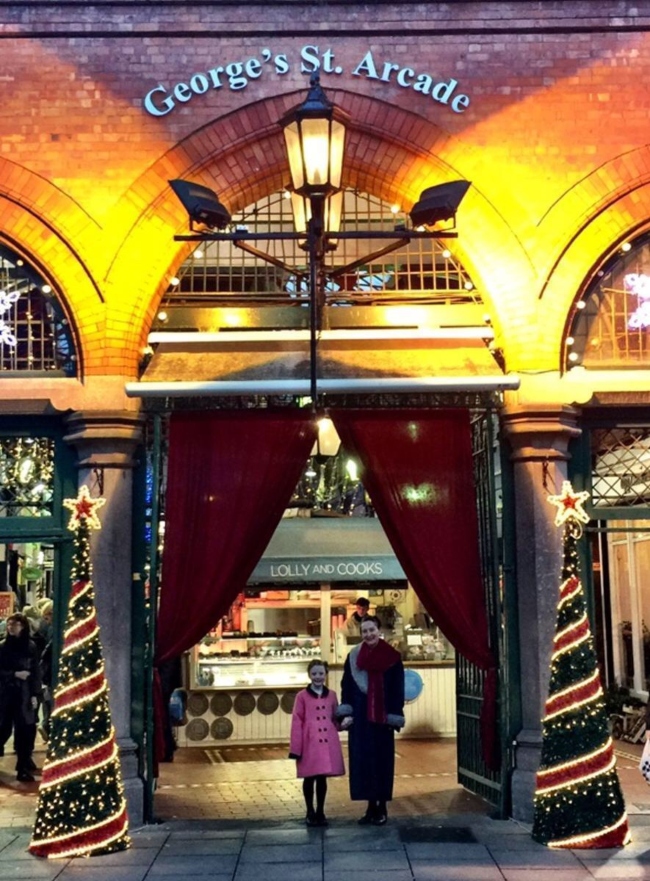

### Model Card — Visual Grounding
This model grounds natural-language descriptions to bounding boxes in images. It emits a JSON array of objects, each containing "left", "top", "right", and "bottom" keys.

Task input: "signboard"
[
  {"left": 0, "top": 591, "right": 15, "bottom": 619},
  {"left": 249, "top": 555, "right": 406, "bottom": 583},
  {"left": 143, "top": 44, "right": 471, "bottom": 118}
]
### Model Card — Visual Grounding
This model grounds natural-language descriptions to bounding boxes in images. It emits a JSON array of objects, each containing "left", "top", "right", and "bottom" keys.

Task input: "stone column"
[
  {"left": 501, "top": 404, "right": 581, "bottom": 822},
  {"left": 63, "top": 410, "right": 145, "bottom": 826}
]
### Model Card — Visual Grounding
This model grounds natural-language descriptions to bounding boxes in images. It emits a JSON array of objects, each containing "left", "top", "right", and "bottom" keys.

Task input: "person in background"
[
  {"left": 158, "top": 655, "right": 183, "bottom": 762},
  {"left": 289, "top": 659, "right": 351, "bottom": 826},
  {"left": 36, "top": 599, "right": 53, "bottom": 646},
  {"left": 341, "top": 597, "right": 370, "bottom": 638},
  {"left": 22, "top": 605, "right": 45, "bottom": 653},
  {"left": 0, "top": 613, "right": 42, "bottom": 781},
  {"left": 338, "top": 615, "right": 405, "bottom": 826}
]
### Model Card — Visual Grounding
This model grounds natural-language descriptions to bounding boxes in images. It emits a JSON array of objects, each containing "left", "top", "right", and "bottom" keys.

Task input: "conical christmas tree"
[
  {"left": 532, "top": 481, "right": 629, "bottom": 849},
  {"left": 29, "top": 486, "right": 130, "bottom": 859}
]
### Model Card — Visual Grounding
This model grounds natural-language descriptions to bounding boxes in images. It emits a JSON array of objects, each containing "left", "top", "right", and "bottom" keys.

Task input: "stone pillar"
[
  {"left": 501, "top": 404, "right": 581, "bottom": 822},
  {"left": 63, "top": 410, "right": 145, "bottom": 826}
]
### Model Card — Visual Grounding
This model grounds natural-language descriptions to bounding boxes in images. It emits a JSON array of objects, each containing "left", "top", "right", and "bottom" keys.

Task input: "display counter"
[
  {"left": 176, "top": 661, "right": 456, "bottom": 747},
  {"left": 196, "top": 637, "right": 322, "bottom": 689},
  {"left": 176, "top": 581, "right": 457, "bottom": 747}
]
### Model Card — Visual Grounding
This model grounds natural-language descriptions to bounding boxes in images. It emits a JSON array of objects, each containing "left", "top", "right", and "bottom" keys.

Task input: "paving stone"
[
  {"left": 488, "top": 847, "right": 584, "bottom": 867},
  {"left": 67, "top": 848, "right": 158, "bottom": 866},
  {"left": 147, "top": 854, "right": 239, "bottom": 875},
  {"left": 239, "top": 842, "right": 321, "bottom": 862},
  {"left": 162, "top": 839, "right": 243, "bottom": 855},
  {"left": 325, "top": 849, "right": 408, "bottom": 871},
  {"left": 245, "top": 827, "right": 322, "bottom": 844},
  {"left": 499, "top": 871, "right": 593, "bottom": 881},
  {"left": 56, "top": 868, "right": 150, "bottom": 881},
  {"left": 405, "top": 842, "right": 491, "bottom": 860},
  {"left": 235, "top": 865, "right": 322, "bottom": 881},
  {"left": 324, "top": 872, "right": 413, "bottom": 881},
  {"left": 411, "top": 865, "right": 504, "bottom": 881}
]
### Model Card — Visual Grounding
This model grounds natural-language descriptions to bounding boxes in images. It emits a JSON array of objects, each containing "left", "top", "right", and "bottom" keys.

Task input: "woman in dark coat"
[
  {"left": 0, "top": 613, "right": 42, "bottom": 781},
  {"left": 338, "top": 615, "right": 404, "bottom": 825}
]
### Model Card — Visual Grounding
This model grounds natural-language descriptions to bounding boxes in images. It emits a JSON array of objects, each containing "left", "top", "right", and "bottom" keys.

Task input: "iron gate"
[{"left": 456, "top": 410, "right": 511, "bottom": 815}]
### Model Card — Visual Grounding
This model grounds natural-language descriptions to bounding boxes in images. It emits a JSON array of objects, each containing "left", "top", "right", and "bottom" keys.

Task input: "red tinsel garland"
[
  {"left": 30, "top": 806, "right": 128, "bottom": 859},
  {"left": 536, "top": 745, "right": 614, "bottom": 793},
  {"left": 544, "top": 673, "right": 601, "bottom": 719},
  {"left": 553, "top": 616, "right": 589, "bottom": 654},
  {"left": 40, "top": 737, "right": 116, "bottom": 787}
]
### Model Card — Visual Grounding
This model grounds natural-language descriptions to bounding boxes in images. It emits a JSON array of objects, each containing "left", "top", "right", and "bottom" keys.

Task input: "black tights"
[{"left": 303, "top": 775, "right": 327, "bottom": 816}]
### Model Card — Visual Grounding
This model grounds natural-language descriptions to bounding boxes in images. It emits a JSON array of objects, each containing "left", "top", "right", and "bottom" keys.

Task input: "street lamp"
[
  {"left": 280, "top": 74, "right": 349, "bottom": 234},
  {"left": 168, "top": 76, "right": 471, "bottom": 408},
  {"left": 279, "top": 74, "right": 352, "bottom": 402}
]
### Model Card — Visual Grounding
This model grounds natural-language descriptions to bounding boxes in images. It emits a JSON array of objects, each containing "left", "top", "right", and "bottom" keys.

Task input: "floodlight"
[
  {"left": 410, "top": 180, "right": 471, "bottom": 228},
  {"left": 169, "top": 179, "right": 231, "bottom": 230}
]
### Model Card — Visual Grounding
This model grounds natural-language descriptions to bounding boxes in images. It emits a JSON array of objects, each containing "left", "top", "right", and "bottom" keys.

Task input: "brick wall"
[{"left": 0, "top": 2, "right": 649, "bottom": 376}]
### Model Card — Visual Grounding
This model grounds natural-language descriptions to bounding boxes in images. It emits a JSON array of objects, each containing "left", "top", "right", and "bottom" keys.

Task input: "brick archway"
[
  {"left": 0, "top": 162, "right": 107, "bottom": 376},
  {"left": 105, "top": 89, "right": 538, "bottom": 373},
  {"left": 524, "top": 150, "right": 650, "bottom": 372}
]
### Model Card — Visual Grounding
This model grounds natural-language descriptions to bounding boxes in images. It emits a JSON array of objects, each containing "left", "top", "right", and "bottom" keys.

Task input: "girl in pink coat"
[{"left": 289, "top": 659, "right": 350, "bottom": 826}]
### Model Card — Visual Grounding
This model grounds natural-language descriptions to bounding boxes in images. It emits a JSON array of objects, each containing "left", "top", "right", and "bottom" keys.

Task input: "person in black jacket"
[
  {"left": 338, "top": 615, "right": 405, "bottom": 826},
  {"left": 0, "top": 613, "right": 42, "bottom": 781}
]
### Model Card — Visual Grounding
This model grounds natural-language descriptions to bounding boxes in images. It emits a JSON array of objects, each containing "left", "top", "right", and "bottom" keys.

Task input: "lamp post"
[
  {"left": 280, "top": 74, "right": 350, "bottom": 403},
  {"left": 169, "top": 75, "right": 472, "bottom": 409}
]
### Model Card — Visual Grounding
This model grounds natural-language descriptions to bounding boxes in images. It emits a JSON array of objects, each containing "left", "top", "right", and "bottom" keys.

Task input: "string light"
[
  {"left": 531, "top": 482, "right": 630, "bottom": 850},
  {"left": 29, "top": 487, "right": 130, "bottom": 859}
]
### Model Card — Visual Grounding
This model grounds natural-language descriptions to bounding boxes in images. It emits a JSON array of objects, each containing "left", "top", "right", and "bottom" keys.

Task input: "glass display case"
[
  {"left": 195, "top": 634, "right": 322, "bottom": 688},
  {"left": 188, "top": 584, "right": 453, "bottom": 690}
]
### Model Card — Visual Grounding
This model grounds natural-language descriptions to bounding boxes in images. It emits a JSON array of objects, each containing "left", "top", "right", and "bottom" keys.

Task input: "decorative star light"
[
  {"left": 547, "top": 480, "right": 590, "bottom": 527},
  {"left": 63, "top": 485, "right": 106, "bottom": 531}
]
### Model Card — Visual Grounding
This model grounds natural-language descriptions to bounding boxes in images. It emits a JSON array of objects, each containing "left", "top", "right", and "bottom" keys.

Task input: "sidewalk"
[
  {"left": 1, "top": 740, "right": 650, "bottom": 880},
  {"left": 2, "top": 814, "right": 650, "bottom": 881}
]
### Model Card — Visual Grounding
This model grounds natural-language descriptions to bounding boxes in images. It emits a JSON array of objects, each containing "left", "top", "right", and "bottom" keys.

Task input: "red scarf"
[{"left": 356, "top": 639, "right": 400, "bottom": 724}]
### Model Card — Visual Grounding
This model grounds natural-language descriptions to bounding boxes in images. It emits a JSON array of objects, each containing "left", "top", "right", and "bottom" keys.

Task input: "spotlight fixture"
[
  {"left": 168, "top": 179, "right": 232, "bottom": 230},
  {"left": 410, "top": 179, "right": 471, "bottom": 229}
]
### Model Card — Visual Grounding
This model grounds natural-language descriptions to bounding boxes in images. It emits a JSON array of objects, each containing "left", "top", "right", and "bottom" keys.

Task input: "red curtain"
[
  {"left": 155, "top": 411, "right": 317, "bottom": 665},
  {"left": 332, "top": 409, "right": 499, "bottom": 769}
]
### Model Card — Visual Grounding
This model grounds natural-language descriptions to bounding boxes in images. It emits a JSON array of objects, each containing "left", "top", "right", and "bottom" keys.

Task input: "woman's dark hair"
[
  {"left": 6, "top": 613, "right": 30, "bottom": 635},
  {"left": 361, "top": 614, "right": 381, "bottom": 628},
  {"left": 307, "top": 658, "right": 329, "bottom": 674}
]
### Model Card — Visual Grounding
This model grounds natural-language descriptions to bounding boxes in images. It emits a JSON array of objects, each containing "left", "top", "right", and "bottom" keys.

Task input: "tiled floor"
[
  {"left": 152, "top": 739, "right": 486, "bottom": 822},
  {"left": 2, "top": 737, "right": 648, "bottom": 829},
  {"left": 2, "top": 740, "right": 650, "bottom": 881}
]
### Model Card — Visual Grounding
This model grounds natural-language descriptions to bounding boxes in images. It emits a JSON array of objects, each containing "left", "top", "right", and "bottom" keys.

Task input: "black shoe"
[
  {"left": 305, "top": 810, "right": 319, "bottom": 827},
  {"left": 358, "top": 811, "right": 375, "bottom": 825},
  {"left": 315, "top": 812, "right": 328, "bottom": 827},
  {"left": 372, "top": 812, "right": 388, "bottom": 826},
  {"left": 17, "top": 772, "right": 35, "bottom": 783}
]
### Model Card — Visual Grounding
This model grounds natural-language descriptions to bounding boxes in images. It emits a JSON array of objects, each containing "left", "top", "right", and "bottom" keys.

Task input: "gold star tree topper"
[
  {"left": 63, "top": 485, "right": 106, "bottom": 531},
  {"left": 547, "top": 480, "right": 590, "bottom": 527}
]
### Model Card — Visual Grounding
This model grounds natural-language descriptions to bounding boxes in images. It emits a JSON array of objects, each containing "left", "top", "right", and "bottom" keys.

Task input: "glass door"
[{"left": 606, "top": 522, "right": 650, "bottom": 696}]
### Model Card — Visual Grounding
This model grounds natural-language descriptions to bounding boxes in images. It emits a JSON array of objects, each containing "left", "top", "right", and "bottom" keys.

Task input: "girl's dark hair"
[
  {"left": 361, "top": 614, "right": 381, "bottom": 628},
  {"left": 307, "top": 658, "right": 329, "bottom": 674}
]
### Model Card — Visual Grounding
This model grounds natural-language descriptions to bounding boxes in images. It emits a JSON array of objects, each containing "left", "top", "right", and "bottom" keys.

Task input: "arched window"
[
  {"left": 565, "top": 232, "right": 650, "bottom": 370},
  {"left": 0, "top": 243, "right": 76, "bottom": 375},
  {"left": 157, "top": 189, "right": 481, "bottom": 327}
]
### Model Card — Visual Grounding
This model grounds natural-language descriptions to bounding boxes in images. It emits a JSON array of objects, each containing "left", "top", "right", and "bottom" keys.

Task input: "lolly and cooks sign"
[
  {"left": 143, "top": 44, "right": 471, "bottom": 118},
  {"left": 249, "top": 555, "right": 406, "bottom": 583}
]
